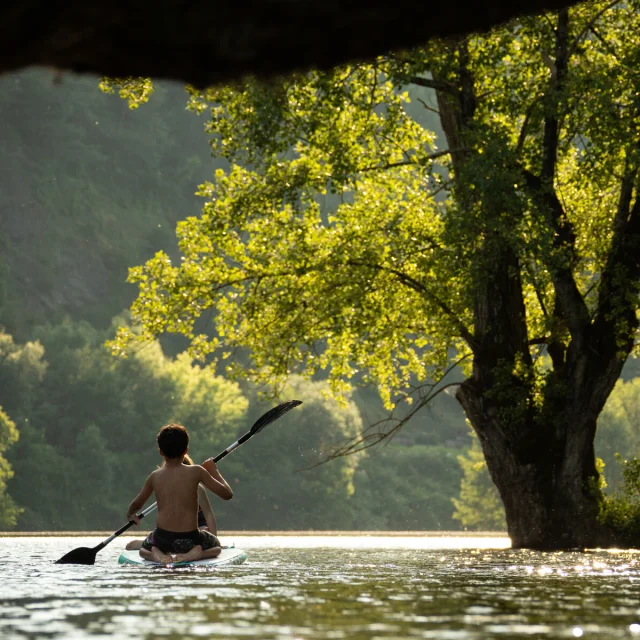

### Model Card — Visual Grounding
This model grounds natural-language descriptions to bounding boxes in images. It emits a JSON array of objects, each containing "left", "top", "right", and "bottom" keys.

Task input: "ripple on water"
[{"left": 2, "top": 536, "right": 640, "bottom": 639}]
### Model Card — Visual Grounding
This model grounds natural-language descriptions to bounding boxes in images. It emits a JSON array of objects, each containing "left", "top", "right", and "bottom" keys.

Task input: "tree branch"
[
  {"left": 567, "top": 0, "right": 623, "bottom": 59},
  {"left": 542, "top": 9, "right": 569, "bottom": 181},
  {"left": 516, "top": 96, "right": 542, "bottom": 156},
  {"left": 520, "top": 167, "right": 591, "bottom": 340},
  {"left": 359, "top": 148, "right": 456, "bottom": 173},
  {"left": 522, "top": 259, "right": 549, "bottom": 320},
  {"left": 304, "top": 355, "right": 471, "bottom": 464},
  {"left": 417, "top": 96, "right": 440, "bottom": 115},
  {"left": 409, "top": 75, "right": 458, "bottom": 95},
  {"left": 346, "top": 259, "right": 476, "bottom": 350}
]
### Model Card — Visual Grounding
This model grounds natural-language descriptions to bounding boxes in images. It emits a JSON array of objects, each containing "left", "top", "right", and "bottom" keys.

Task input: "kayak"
[{"left": 118, "top": 546, "right": 247, "bottom": 567}]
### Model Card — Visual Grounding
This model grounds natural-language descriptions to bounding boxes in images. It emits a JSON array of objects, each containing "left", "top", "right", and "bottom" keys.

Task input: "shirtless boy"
[{"left": 126, "top": 423, "right": 233, "bottom": 564}]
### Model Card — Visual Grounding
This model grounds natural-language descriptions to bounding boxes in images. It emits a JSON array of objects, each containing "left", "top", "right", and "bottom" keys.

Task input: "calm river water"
[{"left": 2, "top": 534, "right": 640, "bottom": 639}]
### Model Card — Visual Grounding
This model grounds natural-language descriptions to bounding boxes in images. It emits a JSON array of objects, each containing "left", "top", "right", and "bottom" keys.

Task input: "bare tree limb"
[
  {"left": 417, "top": 96, "right": 440, "bottom": 115},
  {"left": 301, "top": 355, "right": 471, "bottom": 466},
  {"left": 358, "top": 148, "right": 454, "bottom": 173}
]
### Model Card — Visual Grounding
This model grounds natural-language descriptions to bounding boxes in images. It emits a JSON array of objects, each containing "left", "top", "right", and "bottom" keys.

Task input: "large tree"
[{"left": 112, "top": 1, "right": 640, "bottom": 548}]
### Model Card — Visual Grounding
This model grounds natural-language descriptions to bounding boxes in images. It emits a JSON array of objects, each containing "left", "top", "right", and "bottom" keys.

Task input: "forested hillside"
[{"left": 0, "top": 70, "right": 214, "bottom": 336}]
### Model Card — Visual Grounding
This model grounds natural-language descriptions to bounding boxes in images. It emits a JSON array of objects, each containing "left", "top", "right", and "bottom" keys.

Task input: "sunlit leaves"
[
  {"left": 99, "top": 77, "right": 155, "bottom": 109},
  {"left": 0, "top": 406, "right": 20, "bottom": 528}
]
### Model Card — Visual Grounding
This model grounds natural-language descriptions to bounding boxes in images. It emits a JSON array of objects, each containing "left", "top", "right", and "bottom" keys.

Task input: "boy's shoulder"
[{"left": 148, "top": 468, "right": 162, "bottom": 480}]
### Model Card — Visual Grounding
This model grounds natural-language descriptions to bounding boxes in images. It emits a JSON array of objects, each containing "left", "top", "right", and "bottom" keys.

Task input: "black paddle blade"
[
  {"left": 55, "top": 545, "right": 99, "bottom": 565},
  {"left": 250, "top": 400, "right": 302, "bottom": 435}
]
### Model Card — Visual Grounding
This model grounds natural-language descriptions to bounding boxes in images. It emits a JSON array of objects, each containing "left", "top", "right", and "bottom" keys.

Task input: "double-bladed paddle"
[{"left": 55, "top": 399, "right": 302, "bottom": 565}]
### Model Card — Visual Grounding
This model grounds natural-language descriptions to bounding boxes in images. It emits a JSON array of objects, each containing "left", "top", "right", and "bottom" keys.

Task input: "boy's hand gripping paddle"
[{"left": 55, "top": 400, "right": 302, "bottom": 565}]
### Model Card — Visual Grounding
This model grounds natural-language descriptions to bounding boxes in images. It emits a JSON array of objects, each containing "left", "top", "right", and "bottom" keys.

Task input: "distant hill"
[{"left": 0, "top": 69, "right": 220, "bottom": 337}]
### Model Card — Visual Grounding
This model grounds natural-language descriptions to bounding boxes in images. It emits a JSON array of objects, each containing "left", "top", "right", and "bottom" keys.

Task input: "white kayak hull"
[{"left": 118, "top": 546, "right": 247, "bottom": 567}]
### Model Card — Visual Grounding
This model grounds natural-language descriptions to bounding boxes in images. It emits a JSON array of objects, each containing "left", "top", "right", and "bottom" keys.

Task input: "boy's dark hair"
[{"left": 157, "top": 423, "right": 189, "bottom": 459}]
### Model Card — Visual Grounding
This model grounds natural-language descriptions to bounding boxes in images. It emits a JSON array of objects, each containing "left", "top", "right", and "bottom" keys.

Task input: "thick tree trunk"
[
  {"left": 458, "top": 381, "right": 600, "bottom": 548},
  {"left": 457, "top": 342, "right": 627, "bottom": 549}
]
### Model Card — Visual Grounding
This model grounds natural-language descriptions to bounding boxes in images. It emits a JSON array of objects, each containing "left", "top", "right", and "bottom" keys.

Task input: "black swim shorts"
[{"left": 141, "top": 527, "right": 219, "bottom": 554}]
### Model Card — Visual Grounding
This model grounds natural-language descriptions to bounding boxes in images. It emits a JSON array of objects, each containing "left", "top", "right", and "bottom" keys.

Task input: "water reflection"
[{"left": 2, "top": 535, "right": 640, "bottom": 639}]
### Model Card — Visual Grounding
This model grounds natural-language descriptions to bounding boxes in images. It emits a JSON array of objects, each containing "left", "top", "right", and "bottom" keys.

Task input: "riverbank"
[{"left": 0, "top": 530, "right": 509, "bottom": 537}]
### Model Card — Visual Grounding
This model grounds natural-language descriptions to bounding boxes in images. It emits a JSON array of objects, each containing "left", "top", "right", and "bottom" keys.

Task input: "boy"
[{"left": 126, "top": 423, "right": 233, "bottom": 564}]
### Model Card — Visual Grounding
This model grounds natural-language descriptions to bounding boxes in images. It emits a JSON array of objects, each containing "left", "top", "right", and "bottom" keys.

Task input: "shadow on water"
[{"left": 2, "top": 535, "right": 640, "bottom": 639}]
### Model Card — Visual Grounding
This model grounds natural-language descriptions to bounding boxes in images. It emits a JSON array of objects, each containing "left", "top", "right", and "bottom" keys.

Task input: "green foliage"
[
  {"left": 452, "top": 431, "right": 506, "bottom": 531},
  {"left": 0, "top": 330, "right": 47, "bottom": 447},
  {"left": 2, "top": 322, "right": 248, "bottom": 529},
  {"left": 600, "top": 456, "right": 640, "bottom": 540},
  {"left": 0, "top": 331, "right": 46, "bottom": 528},
  {"left": 110, "top": 64, "right": 453, "bottom": 409},
  {"left": 99, "top": 77, "right": 155, "bottom": 109},
  {"left": 596, "top": 378, "right": 640, "bottom": 489},
  {"left": 0, "top": 406, "right": 21, "bottom": 528},
  {"left": 351, "top": 444, "right": 463, "bottom": 530}
]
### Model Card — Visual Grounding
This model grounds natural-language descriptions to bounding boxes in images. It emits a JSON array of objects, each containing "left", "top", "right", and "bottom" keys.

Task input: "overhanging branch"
[
  {"left": 359, "top": 148, "right": 455, "bottom": 173},
  {"left": 301, "top": 354, "right": 471, "bottom": 465},
  {"left": 410, "top": 76, "right": 459, "bottom": 95}
]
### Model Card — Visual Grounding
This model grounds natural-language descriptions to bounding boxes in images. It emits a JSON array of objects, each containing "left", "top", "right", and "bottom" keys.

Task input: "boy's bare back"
[{"left": 151, "top": 464, "right": 202, "bottom": 532}]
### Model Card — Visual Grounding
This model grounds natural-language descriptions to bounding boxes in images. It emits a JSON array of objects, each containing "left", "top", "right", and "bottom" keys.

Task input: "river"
[{"left": 2, "top": 534, "right": 640, "bottom": 639}]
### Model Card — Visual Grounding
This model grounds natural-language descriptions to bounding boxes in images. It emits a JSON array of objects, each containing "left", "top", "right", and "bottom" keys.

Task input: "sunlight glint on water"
[{"left": 2, "top": 535, "right": 640, "bottom": 639}]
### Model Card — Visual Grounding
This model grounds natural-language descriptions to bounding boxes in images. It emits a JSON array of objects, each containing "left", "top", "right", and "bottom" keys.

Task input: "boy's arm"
[
  {"left": 197, "top": 484, "right": 218, "bottom": 534},
  {"left": 199, "top": 459, "right": 233, "bottom": 500},
  {"left": 126, "top": 473, "right": 154, "bottom": 524}
]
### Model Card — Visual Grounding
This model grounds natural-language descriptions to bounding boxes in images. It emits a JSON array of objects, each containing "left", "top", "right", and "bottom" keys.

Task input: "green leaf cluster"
[
  {"left": 111, "top": 64, "right": 461, "bottom": 408},
  {"left": 0, "top": 406, "right": 21, "bottom": 528},
  {"left": 99, "top": 77, "right": 155, "bottom": 109},
  {"left": 451, "top": 430, "right": 506, "bottom": 531}
]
